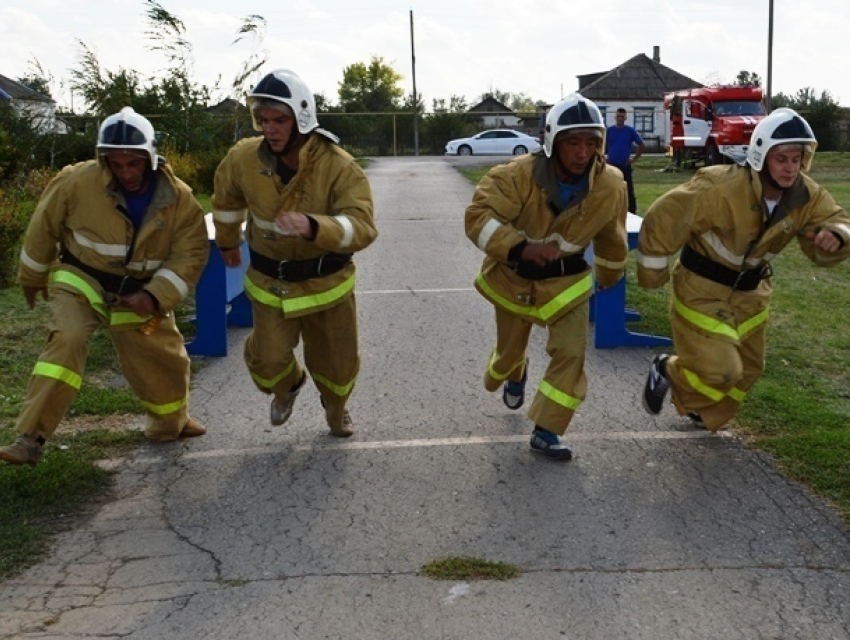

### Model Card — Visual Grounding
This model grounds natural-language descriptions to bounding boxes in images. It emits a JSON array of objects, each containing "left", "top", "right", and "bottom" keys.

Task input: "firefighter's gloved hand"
[
  {"left": 807, "top": 229, "right": 842, "bottom": 253},
  {"left": 119, "top": 291, "right": 158, "bottom": 317},
  {"left": 521, "top": 242, "right": 562, "bottom": 267},
  {"left": 22, "top": 286, "right": 49, "bottom": 310},
  {"left": 220, "top": 247, "right": 242, "bottom": 268},
  {"left": 275, "top": 211, "right": 313, "bottom": 238}
]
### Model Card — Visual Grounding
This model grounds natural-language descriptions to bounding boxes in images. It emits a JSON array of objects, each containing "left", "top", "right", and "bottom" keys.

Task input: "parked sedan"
[{"left": 445, "top": 129, "right": 542, "bottom": 156}]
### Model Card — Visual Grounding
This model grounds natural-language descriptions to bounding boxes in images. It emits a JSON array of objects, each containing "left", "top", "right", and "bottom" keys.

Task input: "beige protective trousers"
[
  {"left": 483, "top": 303, "right": 589, "bottom": 435},
  {"left": 16, "top": 288, "right": 192, "bottom": 442},
  {"left": 244, "top": 295, "right": 359, "bottom": 430},
  {"left": 666, "top": 314, "right": 766, "bottom": 431}
]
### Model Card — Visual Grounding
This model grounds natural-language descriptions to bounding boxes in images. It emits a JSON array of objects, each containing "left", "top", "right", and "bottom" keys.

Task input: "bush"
[
  {"left": 160, "top": 143, "right": 227, "bottom": 195},
  {"left": 0, "top": 168, "right": 56, "bottom": 288},
  {"left": 0, "top": 198, "right": 31, "bottom": 288}
]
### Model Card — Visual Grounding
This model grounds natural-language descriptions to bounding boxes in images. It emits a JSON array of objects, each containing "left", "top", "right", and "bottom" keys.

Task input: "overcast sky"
[{"left": 2, "top": 0, "right": 848, "bottom": 111}]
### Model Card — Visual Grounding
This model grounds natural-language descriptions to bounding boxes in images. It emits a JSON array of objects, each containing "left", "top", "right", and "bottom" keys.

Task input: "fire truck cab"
[{"left": 664, "top": 86, "right": 766, "bottom": 167}]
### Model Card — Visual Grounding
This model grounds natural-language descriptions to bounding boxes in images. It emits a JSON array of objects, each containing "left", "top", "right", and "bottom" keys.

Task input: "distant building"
[
  {"left": 466, "top": 96, "right": 521, "bottom": 129},
  {"left": 577, "top": 46, "right": 703, "bottom": 151},
  {"left": 0, "top": 73, "right": 66, "bottom": 134}
]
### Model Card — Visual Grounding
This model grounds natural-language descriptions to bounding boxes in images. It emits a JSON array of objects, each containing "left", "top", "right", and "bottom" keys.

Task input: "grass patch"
[
  {"left": 0, "top": 425, "right": 146, "bottom": 580},
  {"left": 461, "top": 152, "right": 850, "bottom": 525},
  {"left": 420, "top": 556, "right": 521, "bottom": 581},
  {"left": 0, "top": 281, "right": 202, "bottom": 580}
]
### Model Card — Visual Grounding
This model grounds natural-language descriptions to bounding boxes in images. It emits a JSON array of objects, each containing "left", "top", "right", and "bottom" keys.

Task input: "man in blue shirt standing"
[{"left": 606, "top": 108, "right": 645, "bottom": 213}]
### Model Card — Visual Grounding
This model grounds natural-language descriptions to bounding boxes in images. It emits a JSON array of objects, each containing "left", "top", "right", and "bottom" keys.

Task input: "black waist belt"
[
  {"left": 249, "top": 249, "right": 352, "bottom": 283},
  {"left": 679, "top": 244, "right": 770, "bottom": 292},
  {"left": 515, "top": 253, "right": 587, "bottom": 280},
  {"left": 60, "top": 251, "right": 151, "bottom": 295}
]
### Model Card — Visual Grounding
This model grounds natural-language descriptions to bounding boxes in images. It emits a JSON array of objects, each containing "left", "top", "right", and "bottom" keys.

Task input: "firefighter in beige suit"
[
  {"left": 465, "top": 94, "right": 628, "bottom": 461},
  {"left": 0, "top": 107, "right": 210, "bottom": 466},
  {"left": 639, "top": 109, "right": 850, "bottom": 430},
  {"left": 212, "top": 69, "right": 377, "bottom": 437}
]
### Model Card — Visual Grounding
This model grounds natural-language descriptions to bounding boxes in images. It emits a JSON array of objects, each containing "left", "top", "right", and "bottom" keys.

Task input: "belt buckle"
[{"left": 276, "top": 259, "right": 290, "bottom": 282}]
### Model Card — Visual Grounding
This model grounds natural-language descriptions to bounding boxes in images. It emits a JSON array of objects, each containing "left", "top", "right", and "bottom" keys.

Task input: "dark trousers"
[{"left": 613, "top": 163, "right": 637, "bottom": 213}]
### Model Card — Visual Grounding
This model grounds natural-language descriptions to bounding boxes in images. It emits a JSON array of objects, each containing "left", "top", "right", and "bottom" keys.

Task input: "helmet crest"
[
  {"left": 96, "top": 107, "right": 158, "bottom": 170},
  {"left": 544, "top": 93, "right": 605, "bottom": 158},
  {"left": 747, "top": 108, "right": 817, "bottom": 173},
  {"left": 248, "top": 69, "right": 318, "bottom": 135}
]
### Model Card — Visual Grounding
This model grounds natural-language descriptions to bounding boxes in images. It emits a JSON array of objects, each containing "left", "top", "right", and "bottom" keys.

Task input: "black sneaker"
[
  {"left": 642, "top": 354, "right": 669, "bottom": 415},
  {"left": 687, "top": 412, "right": 707, "bottom": 429},
  {"left": 529, "top": 427, "right": 572, "bottom": 461},
  {"left": 502, "top": 360, "right": 528, "bottom": 410}
]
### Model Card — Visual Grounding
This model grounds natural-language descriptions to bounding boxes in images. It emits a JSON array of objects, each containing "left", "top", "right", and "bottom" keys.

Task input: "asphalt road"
[{"left": 1, "top": 156, "right": 848, "bottom": 639}]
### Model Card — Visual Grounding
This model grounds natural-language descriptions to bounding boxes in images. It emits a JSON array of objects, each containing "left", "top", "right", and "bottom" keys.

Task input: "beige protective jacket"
[
  {"left": 465, "top": 152, "right": 628, "bottom": 325},
  {"left": 637, "top": 164, "right": 850, "bottom": 342},
  {"left": 211, "top": 134, "right": 377, "bottom": 318},
  {"left": 18, "top": 159, "right": 209, "bottom": 318}
]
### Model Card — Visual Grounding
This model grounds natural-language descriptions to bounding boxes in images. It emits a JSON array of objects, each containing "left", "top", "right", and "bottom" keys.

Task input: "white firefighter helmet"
[
  {"left": 248, "top": 68, "right": 318, "bottom": 134},
  {"left": 96, "top": 107, "right": 158, "bottom": 170},
  {"left": 543, "top": 93, "right": 605, "bottom": 158},
  {"left": 747, "top": 107, "right": 817, "bottom": 173}
]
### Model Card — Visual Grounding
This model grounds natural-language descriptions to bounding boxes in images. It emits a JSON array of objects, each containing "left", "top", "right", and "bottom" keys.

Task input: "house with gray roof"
[
  {"left": 467, "top": 96, "right": 521, "bottom": 129},
  {"left": 577, "top": 46, "right": 702, "bottom": 151},
  {"left": 0, "top": 73, "right": 65, "bottom": 133}
]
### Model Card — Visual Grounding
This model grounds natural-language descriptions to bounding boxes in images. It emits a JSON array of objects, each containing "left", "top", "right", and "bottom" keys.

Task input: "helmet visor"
[
  {"left": 556, "top": 101, "right": 602, "bottom": 127},
  {"left": 252, "top": 74, "right": 293, "bottom": 99},
  {"left": 100, "top": 121, "right": 148, "bottom": 146}
]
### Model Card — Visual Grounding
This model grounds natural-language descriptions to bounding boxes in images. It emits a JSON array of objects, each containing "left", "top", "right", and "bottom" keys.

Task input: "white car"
[{"left": 445, "top": 129, "right": 541, "bottom": 156}]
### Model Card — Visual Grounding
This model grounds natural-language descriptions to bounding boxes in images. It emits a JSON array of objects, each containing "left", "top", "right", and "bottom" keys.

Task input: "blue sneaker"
[
  {"left": 503, "top": 361, "right": 528, "bottom": 410},
  {"left": 529, "top": 427, "right": 573, "bottom": 461}
]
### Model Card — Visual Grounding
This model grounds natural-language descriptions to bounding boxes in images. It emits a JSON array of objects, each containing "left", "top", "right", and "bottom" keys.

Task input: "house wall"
[
  {"left": 595, "top": 100, "right": 669, "bottom": 152},
  {"left": 475, "top": 114, "right": 522, "bottom": 129},
  {"left": 12, "top": 99, "right": 66, "bottom": 134}
]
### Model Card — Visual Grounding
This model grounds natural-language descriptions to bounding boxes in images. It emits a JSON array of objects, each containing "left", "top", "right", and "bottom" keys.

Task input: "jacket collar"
[
  {"left": 748, "top": 166, "right": 810, "bottom": 228},
  {"left": 532, "top": 152, "right": 605, "bottom": 215}
]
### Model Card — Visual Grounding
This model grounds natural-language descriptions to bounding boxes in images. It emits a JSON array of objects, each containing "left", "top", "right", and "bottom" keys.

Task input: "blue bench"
[
  {"left": 591, "top": 212, "right": 672, "bottom": 349},
  {"left": 185, "top": 214, "right": 253, "bottom": 357}
]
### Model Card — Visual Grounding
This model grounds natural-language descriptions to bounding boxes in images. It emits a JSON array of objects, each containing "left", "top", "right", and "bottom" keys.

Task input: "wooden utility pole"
[
  {"left": 766, "top": 0, "right": 774, "bottom": 112},
  {"left": 410, "top": 10, "right": 419, "bottom": 156}
]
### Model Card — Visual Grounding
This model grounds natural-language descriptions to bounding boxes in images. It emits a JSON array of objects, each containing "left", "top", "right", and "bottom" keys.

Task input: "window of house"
[{"left": 633, "top": 107, "right": 654, "bottom": 135}]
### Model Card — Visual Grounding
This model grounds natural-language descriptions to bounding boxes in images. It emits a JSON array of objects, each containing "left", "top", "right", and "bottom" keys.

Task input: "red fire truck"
[{"left": 664, "top": 85, "right": 766, "bottom": 166}]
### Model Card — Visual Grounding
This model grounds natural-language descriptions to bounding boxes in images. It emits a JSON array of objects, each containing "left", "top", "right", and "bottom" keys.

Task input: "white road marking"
[
  {"left": 358, "top": 288, "right": 476, "bottom": 295},
  {"left": 133, "top": 430, "right": 728, "bottom": 463}
]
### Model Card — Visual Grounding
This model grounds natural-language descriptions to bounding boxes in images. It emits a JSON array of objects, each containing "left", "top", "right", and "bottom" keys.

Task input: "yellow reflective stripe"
[
  {"left": 140, "top": 396, "right": 187, "bottom": 416},
  {"left": 487, "top": 349, "right": 525, "bottom": 382},
  {"left": 110, "top": 311, "right": 151, "bottom": 326},
  {"left": 284, "top": 276, "right": 355, "bottom": 314},
  {"left": 728, "top": 387, "right": 747, "bottom": 403},
  {"left": 683, "top": 368, "right": 725, "bottom": 402},
  {"left": 244, "top": 273, "right": 356, "bottom": 315},
  {"left": 250, "top": 360, "right": 296, "bottom": 391},
  {"left": 673, "top": 295, "right": 738, "bottom": 339},
  {"left": 737, "top": 307, "right": 769, "bottom": 336},
  {"left": 33, "top": 361, "right": 82, "bottom": 390},
  {"left": 51, "top": 269, "right": 109, "bottom": 317},
  {"left": 244, "top": 276, "right": 279, "bottom": 307},
  {"left": 538, "top": 380, "right": 582, "bottom": 411},
  {"left": 476, "top": 272, "right": 593, "bottom": 322},
  {"left": 312, "top": 371, "right": 357, "bottom": 397}
]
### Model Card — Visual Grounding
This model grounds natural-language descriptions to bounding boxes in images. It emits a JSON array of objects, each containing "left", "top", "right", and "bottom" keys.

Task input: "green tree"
[
  {"left": 771, "top": 87, "right": 841, "bottom": 150},
  {"left": 736, "top": 70, "right": 762, "bottom": 87},
  {"left": 338, "top": 57, "right": 404, "bottom": 113},
  {"left": 69, "top": 41, "right": 146, "bottom": 117}
]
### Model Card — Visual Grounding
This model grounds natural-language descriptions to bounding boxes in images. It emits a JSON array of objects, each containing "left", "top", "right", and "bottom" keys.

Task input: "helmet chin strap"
[
  {"left": 761, "top": 166, "right": 785, "bottom": 193},
  {"left": 553, "top": 153, "right": 589, "bottom": 183},
  {"left": 275, "top": 131, "right": 304, "bottom": 160}
]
